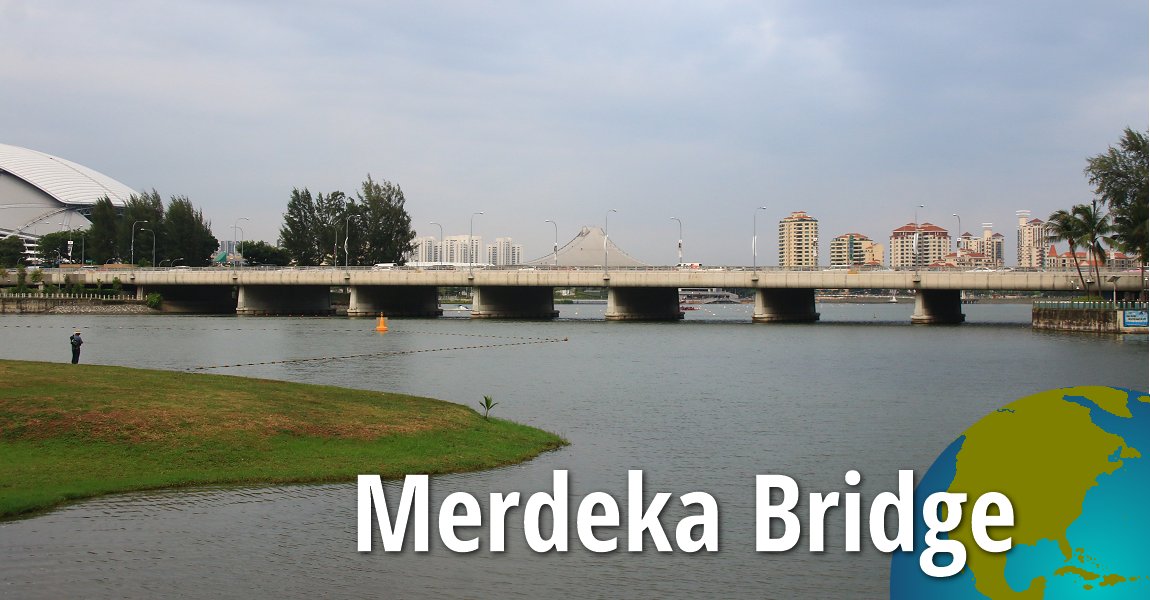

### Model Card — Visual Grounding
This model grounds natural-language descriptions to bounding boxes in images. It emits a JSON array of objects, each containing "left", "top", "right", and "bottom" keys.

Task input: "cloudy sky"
[{"left": 2, "top": 0, "right": 1146, "bottom": 265}]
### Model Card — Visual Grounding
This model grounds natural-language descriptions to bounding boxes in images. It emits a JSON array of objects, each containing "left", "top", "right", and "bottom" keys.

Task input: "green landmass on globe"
[{"left": 891, "top": 386, "right": 1149, "bottom": 599}]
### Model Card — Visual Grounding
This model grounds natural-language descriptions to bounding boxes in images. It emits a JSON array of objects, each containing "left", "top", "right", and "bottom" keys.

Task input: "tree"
[
  {"left": 1085, "top": 128, "right": 1149, "bottom": 291},
  {"left": 163, "top": 196, "right": 218, "bottom": 267},
  {"left": 355, "top": 175, "right": 415, "bottom": 265},
  {"left": 1085, "top": 128, "right": 1148, "bottom": 214},
  {"left": 87, "top": 196, "right": 120, "bottom": 264},
  {"left": 35, "top": 229, "right": 86, "bottom": 265},
  {"left": 279, "top": 188, "right": 317, "bottom": 264},
  {"left": 0, "top": 236, "right": 25, "bottom": 268},
  {"left": 119, "top": 190, "right": 165, "bottom": 265},
  {"left": 1072, "top": 200, "right": 1111, "bottom": 297},
  {"left": 242, "top": 240, "right": 291, "bottom": 266},
  {"left": 1047, "top": 209, "right": 1089, "bottom": 294}
]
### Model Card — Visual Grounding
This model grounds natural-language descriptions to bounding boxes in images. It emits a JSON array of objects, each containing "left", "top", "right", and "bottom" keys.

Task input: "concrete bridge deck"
[{"left": 29, "top": 266, "right": 1147, "bottom": 324}]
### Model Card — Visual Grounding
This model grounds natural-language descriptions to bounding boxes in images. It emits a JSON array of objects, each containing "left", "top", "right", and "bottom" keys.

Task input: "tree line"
[
  {"left": 1047, "top": 127, "right": 1148, "bottom": 297},
  {"left": 277, "top": 175, "right": 416, "bottom": 266},
  {"left": 30, "top": 191, "right": 217, "bottom": 267}
]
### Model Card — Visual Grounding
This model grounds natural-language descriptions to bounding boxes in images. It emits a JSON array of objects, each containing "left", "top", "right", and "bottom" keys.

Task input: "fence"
[{"left": 1032, "top": 300, "right": 1148, "bottom": 311}]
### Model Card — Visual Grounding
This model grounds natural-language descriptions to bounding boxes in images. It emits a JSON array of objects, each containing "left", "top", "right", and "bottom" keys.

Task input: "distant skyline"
[{"left": 3, "top": 1, "right": 1145, "bottom": 266}]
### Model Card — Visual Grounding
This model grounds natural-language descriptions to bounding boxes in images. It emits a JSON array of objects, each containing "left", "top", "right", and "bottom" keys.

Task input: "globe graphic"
[{"left": 890, "top": 386, "right": 1149, "bottom": 599}]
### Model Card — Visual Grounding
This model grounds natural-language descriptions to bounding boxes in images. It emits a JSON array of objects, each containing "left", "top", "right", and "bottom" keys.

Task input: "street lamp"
[
  {"left": 130, "top": 220, "right": 148, "bottom": 265},
  {"left": 140, "top": 228, "right": 156, "bottom": 267},
  {"left": 604, "top": 209, "right": 617, "bottom": 275},
  {"left": 752, "top": 206, "right": 767, "bottom": 272},
  {"left": 233, "top": 217, "right": 249, "bottom": 268},
  {"left": 952, "top": 213, "right": 962, "bottom": 257},
  {"left": 236, "top": 226, "right": 245, "bottom": 266},
  {"left": 469, "top": 211, "right": 484, "bottom": 277},
  {"left": 545, "top": 219, "right": 558, "bottom": 266},
  {"left": 670, "top": 217, "right": 683, "bottom": 265},
  {"left": 913, "top": 204, "right": 925, "bottom": 271},
  {"left": 345, "top": 214, "right": 359, "bottom": 268},
  {"left": 429, "top": 221, "right": 444, "bottom": 264}
]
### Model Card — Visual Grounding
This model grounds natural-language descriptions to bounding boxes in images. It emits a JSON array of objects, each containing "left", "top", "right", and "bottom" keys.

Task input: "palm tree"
[
  {"left": 1072, "top": 200, "right": 1112, "bottom": 298},
  {"left": 1047, "top": 209, "right": 1089, "bottom": 294}
]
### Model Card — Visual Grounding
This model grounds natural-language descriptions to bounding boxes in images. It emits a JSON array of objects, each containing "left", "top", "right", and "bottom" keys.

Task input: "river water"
[{"left": 0, "top": 304, "right": 1146, "bottom": 598}]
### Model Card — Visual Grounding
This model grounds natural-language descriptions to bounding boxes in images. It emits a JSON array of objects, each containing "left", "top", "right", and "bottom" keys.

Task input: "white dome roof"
[{"left": 0, "top": 143, "right": 135, "bottom": 207}]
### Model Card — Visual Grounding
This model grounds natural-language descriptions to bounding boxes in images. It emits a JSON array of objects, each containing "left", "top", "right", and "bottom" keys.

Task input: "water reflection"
[{"left": 0, "top": 305, "right": 1146, "bottom": 598}]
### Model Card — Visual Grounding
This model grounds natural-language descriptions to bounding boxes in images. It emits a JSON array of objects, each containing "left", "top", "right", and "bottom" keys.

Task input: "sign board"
[{"left": 1122, "top": 310, "right": 1149, "bottom": 328}]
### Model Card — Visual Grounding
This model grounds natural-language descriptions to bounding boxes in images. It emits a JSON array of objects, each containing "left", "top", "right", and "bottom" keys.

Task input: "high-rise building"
[
  {"left": 778, "top": 211, "right": 818, "bottom": 268},
  {"left": 443, "top": 235, "right": 482, "bottom": 264},
  {"left": 411, "top": 236, "right": 440, "bottom": 263},
  {"left": 829, "top": 233, "right": 884, "bottom": 268},
  {"left": 1017, "top": 211, "right": 1048, "bottom": 269},
  {"left": 889, "top": 223, "right": 950, "bottom": 269},
  {"left": 956, "top": 224, "right": 1004, "bottom": 268},
  {"left": 486, "top": 237, "right": 523, "bottom": 266}
]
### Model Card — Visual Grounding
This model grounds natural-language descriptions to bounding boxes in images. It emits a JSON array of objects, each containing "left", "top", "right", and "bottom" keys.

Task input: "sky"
[{"left": 2, "top": 0, "right": 1146, "bottom": 266}]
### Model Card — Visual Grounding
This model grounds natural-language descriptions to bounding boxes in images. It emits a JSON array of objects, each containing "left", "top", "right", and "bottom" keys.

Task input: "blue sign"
[{"left": 1123, "top": 310, "right": 1149, "bottom": 327}]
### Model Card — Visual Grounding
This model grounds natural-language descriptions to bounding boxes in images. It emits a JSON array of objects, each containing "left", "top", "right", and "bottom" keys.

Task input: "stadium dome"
[{"left": 0, "top": 143, "right": 136, "bottom": 242}]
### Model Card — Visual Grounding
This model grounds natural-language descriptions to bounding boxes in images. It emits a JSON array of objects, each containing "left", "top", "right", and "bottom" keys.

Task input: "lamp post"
[
  {"left": 752, "top": 206, "right": 767, "bottom": 273},
  {"left": 469, "top": 211, "right": 483, "bottom": 277},
  {"left": 545, "top": 219, "right": 558, "bottom": 266},
  {"left": 140, "top": 228, "right": 156, "bottom": 267},
  {"left": 130, "top": 220, "right": 148, "bottom": 265},
  {"left": 344, "top": 214, "right": 359, "bottom": 268},
  {"left": 430, "top": 221, "right": 444, "bottom": 264},
  {"left": 952, "top": 213, "right": 962, "bottom": 257},
  {"left": 670, "top": 217, "right": 683, "bottom": 265},
  {"left": 233, "top": 217, "right": 249, "bottom": 268},
  {"left": 604, "top": 209, "right": 617, "bottom": 275},
  {"left": 236, "top": 226, "right": 245, "bottom": 267},
  {"left": 913, "top": 204, "right": 925, "bottom": 271}
]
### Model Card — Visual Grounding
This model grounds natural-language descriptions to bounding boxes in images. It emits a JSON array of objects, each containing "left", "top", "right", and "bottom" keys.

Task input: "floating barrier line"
[
  {"left": 189, "top": 337, "right": 568, "bottom": 371},
  {"left": 0, "top": 323, "right": 555, "bottom": 341}
]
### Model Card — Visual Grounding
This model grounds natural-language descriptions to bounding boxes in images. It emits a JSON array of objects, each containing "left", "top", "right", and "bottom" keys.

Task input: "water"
[{"left": 0, "top": 304, "right": 1146, "bottom": 598}]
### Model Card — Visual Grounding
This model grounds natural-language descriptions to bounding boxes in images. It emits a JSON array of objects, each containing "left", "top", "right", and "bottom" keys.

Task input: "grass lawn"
[{"left": 0, "top": 359, "right": 565, "bottom": 519}]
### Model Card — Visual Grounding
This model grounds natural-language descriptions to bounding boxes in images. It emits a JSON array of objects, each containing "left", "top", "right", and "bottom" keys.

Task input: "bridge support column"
[
  {"left": 605, "top": 287, "right": 684, "bottom": 321},
  {"left": 471, "top": 286, "right": 558, "bottom": 319},
  {"left": 348, "top": 285, "right": 442, "bottom": 317},
  {"left": 911, "top": 290, "right": 966, "bottom": 324},
  {"left": 753, "top": 289, "right": 820, "bottom": 323},
  {"left": 237, "top": 285, "right": 333, "bottom": 316}
]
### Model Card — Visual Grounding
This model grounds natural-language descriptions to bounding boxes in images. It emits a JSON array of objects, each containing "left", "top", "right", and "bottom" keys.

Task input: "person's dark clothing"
[{"left": 69, "top": 334, "right": 82, "bottom": 364}]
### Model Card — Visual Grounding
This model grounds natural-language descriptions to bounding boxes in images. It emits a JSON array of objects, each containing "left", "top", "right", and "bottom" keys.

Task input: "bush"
[{"left": 145, "top": 293, "right": 163, "bottom": 310}]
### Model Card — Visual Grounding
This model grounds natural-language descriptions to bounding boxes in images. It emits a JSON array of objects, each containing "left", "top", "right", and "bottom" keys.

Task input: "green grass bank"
[{"left": 0, "top": 360, "right": 566, "bottom": 519}]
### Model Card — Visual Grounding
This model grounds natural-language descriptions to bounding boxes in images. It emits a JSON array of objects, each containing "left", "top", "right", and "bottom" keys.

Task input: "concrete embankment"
[
  {"left": 0, "top": 295, "right": 153, "bottom": 315},
  {"left": 1032, "top": 301, "right": 1148, "bottom": 334}
]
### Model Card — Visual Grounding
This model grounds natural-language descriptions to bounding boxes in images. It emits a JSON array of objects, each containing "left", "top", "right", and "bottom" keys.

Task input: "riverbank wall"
[
  {"left": 0, "top": 294, "right": 153, "bottom": 314},
  {"left": 1032, "top": 301, "right": 1148, "bottom": 334}
]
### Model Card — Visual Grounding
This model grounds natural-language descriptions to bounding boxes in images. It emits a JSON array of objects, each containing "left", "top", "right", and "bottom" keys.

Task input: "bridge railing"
[
  {"left": 32, "top": 264, "right": 1147, "bottom": 278},
  {"left": 1033, "top": 300, "right": 1148, "bottom": 311},
  {"left": 0, "top": 292, "right": 136, "bottom": 300}
]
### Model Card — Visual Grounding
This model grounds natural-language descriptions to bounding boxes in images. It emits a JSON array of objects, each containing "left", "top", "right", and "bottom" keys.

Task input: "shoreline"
[{"left": 0, "top": 360, "right": 567, "bottom": 520}]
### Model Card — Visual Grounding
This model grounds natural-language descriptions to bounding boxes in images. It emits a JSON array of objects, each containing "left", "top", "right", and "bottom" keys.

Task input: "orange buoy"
[{"left": 375, "top": 314, "right": 389, "bottom": 332}]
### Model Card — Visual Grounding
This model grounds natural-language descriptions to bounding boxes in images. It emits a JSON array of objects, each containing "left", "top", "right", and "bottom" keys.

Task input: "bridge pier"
[
  {"left": 752, "top": 289, "right": 820, "bottom": 323},
  {"left": 236, "top": 285, "right": 333, "bottom": 316},
  {"left": 911, "top": 290, "right": 966, "bottom": 324},
  {"left": 348, "top": 285, "right": 442, "bottom": 317},
  {"left": 471, "top": 286, "right": 558, "bottom": 319},
  {"left": 605, "top": 287, "right": 684, "bottom": 321}
]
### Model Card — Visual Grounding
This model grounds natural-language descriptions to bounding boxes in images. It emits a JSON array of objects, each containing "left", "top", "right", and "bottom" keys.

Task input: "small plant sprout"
[{"left": 479, "top": 395, "right": 499, "bottom": 420}]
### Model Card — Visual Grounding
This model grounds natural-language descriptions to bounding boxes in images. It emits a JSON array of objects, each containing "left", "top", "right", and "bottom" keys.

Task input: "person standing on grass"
[{"left": 69, "top": 330, "right": 83, "bottom": 364}]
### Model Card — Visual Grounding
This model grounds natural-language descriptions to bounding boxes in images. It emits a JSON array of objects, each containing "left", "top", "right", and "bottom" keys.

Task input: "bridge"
[{"left": 33, "top": 265, "right": 1146, "bottom": 324}]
